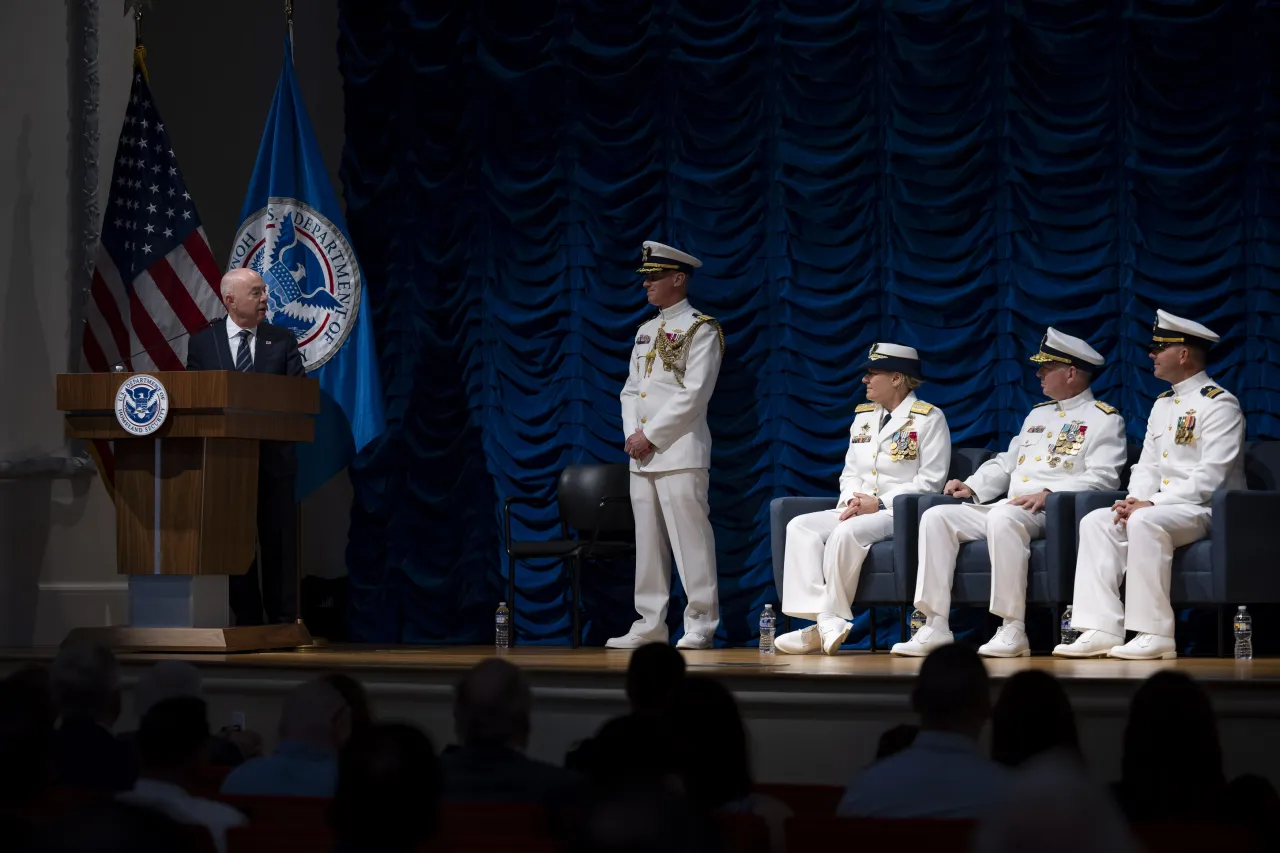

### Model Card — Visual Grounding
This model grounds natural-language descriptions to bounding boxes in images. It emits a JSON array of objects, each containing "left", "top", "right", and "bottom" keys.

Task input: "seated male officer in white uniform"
[
  {"left": 1055, "top": 310, "right": 1245, "bottom": 660},
  {"left": 609, "top": 241, "right": 725, "bottom": 650},
  {"left": 775, "top": 344, "right": 951, "bottom": 655},
  {"left": 890, "top": 329, "right": 1127, "bottom": 658}
]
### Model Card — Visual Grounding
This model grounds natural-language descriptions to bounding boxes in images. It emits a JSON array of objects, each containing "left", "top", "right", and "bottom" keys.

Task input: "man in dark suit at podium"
[{"left": 186, "top": 268, "right": 305, "bottom": 625}]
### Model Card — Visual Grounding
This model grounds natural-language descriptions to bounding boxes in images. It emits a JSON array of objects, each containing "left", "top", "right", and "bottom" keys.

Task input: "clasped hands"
[
  {"left": 624, "top": 428, "right": 656, "bottom": 460},
  {"left": 839, "top": 493, "right": 880, "bottom": 521},
  {"left": 1111, "top": 495, "right": 1154, "bottom": 527}
]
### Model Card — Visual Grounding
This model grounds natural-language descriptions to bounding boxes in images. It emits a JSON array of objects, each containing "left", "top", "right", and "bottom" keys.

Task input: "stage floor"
[{"left": 3, "top": 644, "right": 1275, "bottom": 684}]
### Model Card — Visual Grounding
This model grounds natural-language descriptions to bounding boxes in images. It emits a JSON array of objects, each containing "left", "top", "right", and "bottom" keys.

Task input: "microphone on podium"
[{"left": 110, "top": 315, "right": 223, "bottom": 373}]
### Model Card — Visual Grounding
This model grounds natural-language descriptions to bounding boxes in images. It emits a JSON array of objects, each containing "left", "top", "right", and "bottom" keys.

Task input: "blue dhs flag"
[{"left": 230, "top": 37, "right": 386, "bottom": 499}]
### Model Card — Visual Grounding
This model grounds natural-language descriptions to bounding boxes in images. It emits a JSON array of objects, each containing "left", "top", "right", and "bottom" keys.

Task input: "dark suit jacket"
[
  {"left": 54, "top": 718, "right": 138, "bottom": 791},
  {"left": 186, "top": 317, "right": 305, "bottom": 476}
]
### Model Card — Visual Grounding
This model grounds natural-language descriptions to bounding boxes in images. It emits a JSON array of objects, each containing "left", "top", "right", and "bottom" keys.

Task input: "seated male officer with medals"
[
  {"left": 775, "top": 344, "right": 951, "bottom": 655},
  {"left": 1056, "top": 310, "right": 1245, "bottom": 660},
  {"left": 891, "top": 328, "right": 1127, "bottom": 657}
]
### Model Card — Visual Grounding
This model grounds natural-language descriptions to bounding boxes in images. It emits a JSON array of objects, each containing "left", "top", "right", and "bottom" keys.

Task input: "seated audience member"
[
  {"left": 220, "top": 677, "right": 350, "bottom": 796},
  {"left": 1112, "top": 670, "right": 1228, "bottom": 823},
  {"left": 50, "top": 642, "right": 136, "bottom": 791},
  {"left": 838, "top": 643, "right": 1008, "bottom": 818},
  {"left": 667, "top": 676, "right": 791, "bottom": 853},
  {"left": 1223, "top": 774, "right": 1280, "bottom": 849},
  {"left": 566, "top": 642, "right": 686, "bottom": 771},
  {"left": 579, "top": 713, "right": 678, "bottom": 795},
  {"left": 441, "top": 658, "right": 582, "bottom": 805},
  {"left": 118, "top": 661, "right": 248, "bottom": 767},
  {"left": 625, "top": 642, "right": 688, "bottom": 716},
  {"left": 26, "top": 800, "right": 204, "bottom": 853},
  {"left": 117, "top": 697, "right": 246, "bottom": 853},
  {"left": 973, "top": 750, "right": 1138, "bottom": 853},
  {"left": 1118, "top": 672, "right": 1280, "bottom": 843},
  {"left": 875, "top": 723, "right": 919, "bottom": 760},
  {"left": 990, "top": 670, "right": 1079, "bottom": 767},
  {"left": 332, "top": 723, "right": 442, "bottom": 853},
  {"left": 323, "top": 672, "right": 374, "bottom": 737},
  {"left": 1, "top": 675, "right": 57, "bottom": 849}
]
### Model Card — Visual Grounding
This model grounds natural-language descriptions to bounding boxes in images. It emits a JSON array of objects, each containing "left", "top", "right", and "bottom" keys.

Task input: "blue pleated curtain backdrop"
[{"left": 335, "top": 0, "right": 1280, "bottom": 646}]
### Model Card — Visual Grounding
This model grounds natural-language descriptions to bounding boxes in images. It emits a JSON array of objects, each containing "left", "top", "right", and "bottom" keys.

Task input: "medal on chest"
[
  {"left": 1175, "top": 410, "right": 1197, "bottom": 446},
  {"left": 888, "top": 417, "right": 918, "bottom": 462}
]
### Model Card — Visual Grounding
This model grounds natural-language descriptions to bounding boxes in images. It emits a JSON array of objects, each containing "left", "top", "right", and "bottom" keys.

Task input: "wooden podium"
[{"left": 56, "top": 370, "right": 320, "bottom": 652}]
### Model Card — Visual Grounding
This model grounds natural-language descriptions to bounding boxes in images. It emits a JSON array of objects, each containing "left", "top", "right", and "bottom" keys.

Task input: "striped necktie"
[{"left": 235, "top": 329, "right": 253, "bottom": 372}]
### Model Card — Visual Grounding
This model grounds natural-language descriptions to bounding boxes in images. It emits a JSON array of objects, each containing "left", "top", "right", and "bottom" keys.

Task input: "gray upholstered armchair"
[
  {"left": 768, "top": 447, "right": 994, "bottom": 647},
  {"left": 1072, "top": 440, "right": 1280, "bottom": 655}
]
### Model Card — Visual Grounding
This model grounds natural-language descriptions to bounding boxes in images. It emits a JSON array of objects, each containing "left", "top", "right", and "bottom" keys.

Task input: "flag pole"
[{"left": 283, "top": 0, "right": 318, "bottom": 649}]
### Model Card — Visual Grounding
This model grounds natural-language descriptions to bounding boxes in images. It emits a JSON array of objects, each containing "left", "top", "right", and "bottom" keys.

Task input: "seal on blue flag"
[{"left": 229, "top": 196, "right": 362, "bottom": 371}]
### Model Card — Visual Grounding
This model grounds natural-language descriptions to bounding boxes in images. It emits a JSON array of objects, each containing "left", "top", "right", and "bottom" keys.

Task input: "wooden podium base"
[{"left": 62, "top": 622, "right": 312, "bottom": 653}]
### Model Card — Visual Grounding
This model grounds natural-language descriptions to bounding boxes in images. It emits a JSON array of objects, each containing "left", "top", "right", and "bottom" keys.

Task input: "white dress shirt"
[{"left": 226, "top": 315, "right": 258, "bottom": 364}]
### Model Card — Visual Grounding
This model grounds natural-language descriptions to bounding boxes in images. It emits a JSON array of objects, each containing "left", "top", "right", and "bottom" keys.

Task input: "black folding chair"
[{"left": 503, "top": 463, "right": 635, "bottom": 647}]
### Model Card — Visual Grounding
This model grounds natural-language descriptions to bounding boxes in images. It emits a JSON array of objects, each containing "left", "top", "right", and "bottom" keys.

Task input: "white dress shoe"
[
  {"left": 978, "top": 624, "right": 1030, "bottom": 658},
  {"left": 605, "top": 633, "right": 662, "bottom": 650},
  {"left": 1109, "top": 632, "right": 1176, "bottom": 660},
  {"left": 818, "top": 617, "right": 853, "bottom": 656},
  {"left": 775, "top": 626, "right": 820, "bottom": 655},
  {"left": 890, "top": 625, "right": 954, "bottom": 657},
  {"left": 675, "top": 632, "right": 712, "bottom": 650},
  {"left": 1052, "top": 629, "right": 1124, "bottom": 658}
]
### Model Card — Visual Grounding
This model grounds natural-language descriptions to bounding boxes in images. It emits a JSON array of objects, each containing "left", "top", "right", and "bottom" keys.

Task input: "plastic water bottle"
[
  {"left": 1234, "top": 606, "right": 1252, "bottom": 661},
  {"left": 495, "top": 602, "right": 511, "bottom": 649},
  {"left": 759, "top": 605, "right": 776, "bottom": 655},
  {"left": 1061, "top": 606, "right": 1080, "bottom": 645},
  {"left": 910, "top": 608, "right": 925, "bottom": 638}
]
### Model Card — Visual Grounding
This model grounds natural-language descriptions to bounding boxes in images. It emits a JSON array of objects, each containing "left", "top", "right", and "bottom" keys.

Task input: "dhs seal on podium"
[
  {"left": 115, "top": 374, "right": 169, "bottom": 436},
  {"left": 228, "top": 197, "right": 364, "bottom": 371}
]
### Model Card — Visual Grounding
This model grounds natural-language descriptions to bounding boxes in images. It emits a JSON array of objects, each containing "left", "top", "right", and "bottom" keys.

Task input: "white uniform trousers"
[
  {"left": 1071, "top": 504, "right": 1212, "bottom": 638},
  {"left": 781, "top": 509, "right": 894, "bottom": 621},
  {"left": 913, "top": 501, "right": 1047, "bottom": 622},
  {"left": 627, "top": 469, "right": 720, "bottom": 641}
]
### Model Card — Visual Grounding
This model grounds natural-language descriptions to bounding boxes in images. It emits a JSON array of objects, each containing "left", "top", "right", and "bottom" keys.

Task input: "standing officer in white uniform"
[
  {"left": 1055, "top": 310, "right": 1245, "bottom": 660},
  {"left": 890, "top": 329, "right": 1127, "bottom": 658},
  {"left": 608, "top": 241, "right": 725, "bottom": 651},
  {"left": 774, "top": 344, "right": 951, "bottom": 655}
]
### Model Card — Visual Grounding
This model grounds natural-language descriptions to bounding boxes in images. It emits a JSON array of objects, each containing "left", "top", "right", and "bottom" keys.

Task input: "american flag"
[{"left": 80, "top": 59, "right": 224, "bottom": 488}]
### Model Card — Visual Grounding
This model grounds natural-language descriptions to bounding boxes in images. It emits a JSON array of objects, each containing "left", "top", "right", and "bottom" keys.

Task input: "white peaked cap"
[
  {"left": 1029, "top": 327, "right": 1105, "bottom": 368},
  {"left": 1152, "top": 308, "right": 1220, "bottom": 348},
  {"left": 637, "top": 240, "right": 702, "bottom": 274}
]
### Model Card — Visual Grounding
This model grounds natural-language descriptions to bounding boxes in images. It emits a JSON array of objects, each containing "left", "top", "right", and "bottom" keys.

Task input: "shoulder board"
[
  {"left": 909, "top": 401, "right": 935, "bottom": 416},
  {"left": 637, "top": 314, "right": 659, "bottom": 329},
  {"left": 1094, "top": 401, "right": 1119, "bottom": 415},
  {"left": 855, "top": 403, "right": 876, "bottom": 413},
  {"left": 1157, "top": 390, "right": 1174, "bottom": 399},
  {"left": 694, "top": 313, "right": 717, "bottom": 323},
  {"left": 1032, "top": 400, "right": 1056, "bottom": 409},
  {"left": 1201, "top": 385, "right": 1225, "bottom": 399}
]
